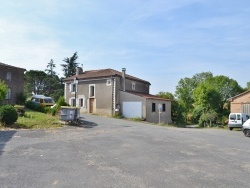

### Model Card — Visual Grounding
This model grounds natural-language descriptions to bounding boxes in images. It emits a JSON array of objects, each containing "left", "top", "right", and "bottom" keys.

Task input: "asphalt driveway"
[{"left": 1, "top": 114, "right": 250, "bottom": 188}]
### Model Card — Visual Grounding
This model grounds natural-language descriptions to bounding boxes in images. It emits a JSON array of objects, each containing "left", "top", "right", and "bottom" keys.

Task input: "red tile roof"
[
  {"left": 125, "top": 91, "right": 172, "bottom": 101},
  {"left": 228, "top": 90, "right": 250, "bottom": 101},
  {"left": 64, "top": 68, "right": 150, "bottom": 84},
  {"left": 0, "top": 62, "right": 26, "bottom": 71}
]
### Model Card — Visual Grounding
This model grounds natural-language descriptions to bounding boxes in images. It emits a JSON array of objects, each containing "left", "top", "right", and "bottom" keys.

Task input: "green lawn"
[{"left": 0, "top": 110, "right": 63, "bottom": 129}]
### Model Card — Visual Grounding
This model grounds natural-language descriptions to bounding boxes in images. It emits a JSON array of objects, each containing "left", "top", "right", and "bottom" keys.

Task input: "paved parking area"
[{"left": 1, "top": 114, "right": 250, "bottom": 188}]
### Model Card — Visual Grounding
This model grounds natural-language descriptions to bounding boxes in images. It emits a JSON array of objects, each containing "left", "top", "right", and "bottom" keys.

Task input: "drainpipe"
[{"left": 122, "top": 68, "right": 126, "bottom": 91}]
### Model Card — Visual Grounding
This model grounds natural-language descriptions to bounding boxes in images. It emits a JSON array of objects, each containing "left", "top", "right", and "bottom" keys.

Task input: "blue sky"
[{"left": 0, "top": 0, "right": 250, "bottom": 94}]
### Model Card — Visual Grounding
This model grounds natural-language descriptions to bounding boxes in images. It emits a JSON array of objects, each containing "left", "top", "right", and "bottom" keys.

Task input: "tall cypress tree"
[{"left": 61, "top": 52, "right": 79, "bottom": 78}]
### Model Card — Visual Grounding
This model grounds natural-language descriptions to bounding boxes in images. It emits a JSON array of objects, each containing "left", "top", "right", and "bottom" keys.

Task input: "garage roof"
[{"left": 125, "top": 91, "right": 172, "bottom": 101}]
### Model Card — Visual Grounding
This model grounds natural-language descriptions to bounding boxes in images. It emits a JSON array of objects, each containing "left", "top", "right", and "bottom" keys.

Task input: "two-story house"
[
  {"left": 64, "top": 68, "right": 172, "bottom": 123},
  {"left": 0, "top": 62, "right": 26, "bottom": 105}
]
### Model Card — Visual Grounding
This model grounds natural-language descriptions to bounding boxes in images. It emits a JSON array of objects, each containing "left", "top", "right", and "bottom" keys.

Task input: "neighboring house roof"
[
  {"left": 228, "top": 90, "right": 250, "bottom": 102},
  {"left": 0, "top": 62, "right": 26, "bottom": 71},
  {"left": 125, "top": 91, "right": 172, "bottom": 101},
  {"left": 64, "top": 68, "right": 151, "bottom": 85}
]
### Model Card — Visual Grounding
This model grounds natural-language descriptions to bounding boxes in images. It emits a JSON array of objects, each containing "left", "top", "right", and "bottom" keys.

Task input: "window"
[
  {"left": 71, "top": 98, "right": 76, "bottom": 107},
  {"left": 79, "top": 98, "right": 84, "bottom": 107},
  {"left": 230, "top": 114, "right": 236, "bottom": 120},
  {"left": 152, "top": 103, "right": 156, "bottom": 112},
  {"left": 237, "top": 114, "right": 241, "bottom": 120},
  {"left": 89, "top": 85, "right": 95, "bottom": 97},
  {"left": 162, "top": 104, "right": 166, "bottom": 112},
  {"left": 69, "top": 83, "right": 77, "bottom": 92},
  {"left": 72, "top": 84, "right": 77, "bottom": 92},
  {"left": 132, "top": 82, "right": 136, "bottom": 90},
  {"left": 5, "top": 88, "right": 11, "bottom": 100},
  {"left": 6, "top": 72, "right": 11, "bottom": 81}
]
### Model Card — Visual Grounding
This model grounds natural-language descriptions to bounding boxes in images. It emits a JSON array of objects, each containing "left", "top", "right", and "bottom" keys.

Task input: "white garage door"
[{"left": 122, "top": 102, "right": 142, "bottom": 118}]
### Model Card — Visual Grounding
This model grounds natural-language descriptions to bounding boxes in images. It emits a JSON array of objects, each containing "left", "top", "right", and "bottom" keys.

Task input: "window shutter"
[{"left": 69, "top": 84, "right": 72, "bottom": 92}]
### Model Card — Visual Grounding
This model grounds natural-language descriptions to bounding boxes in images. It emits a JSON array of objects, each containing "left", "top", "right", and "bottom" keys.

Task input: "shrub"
[
  {"left": 0, "top": 105, "right": 18, "bottom": 125},
  {"left": 50, "top": 96, "right": 69, "bottom": 116},
  {"left": 14, "top": 105, "right": 25, "bottom": 116},
  {"left": 51, "top": 105, "right": 58, "bottom": 116},
  {"left": 57, "top": 96, "right": 68, "bottom": 106},
  {"left": 16, "top": 92, "right": 27, "bottom": 105},
  {"left": 25, "top": 101, "right": 46, "bottom": 113},
  {"left": 0, "top": 80, "right": 7, "bottom": 103},
  {"left": 44, "top": 107, "right": 52, "bottom": 114}
]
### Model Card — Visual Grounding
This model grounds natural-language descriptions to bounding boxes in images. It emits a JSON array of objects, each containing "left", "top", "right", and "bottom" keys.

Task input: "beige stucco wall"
[
  {"left": 118, "top": 76, "right": 150, "bottom": 94},
  {"left": 65, "top": 78, "right": 113, "bottom": 116},
  {"left": 120, "top": 91, "right": 172, "bottom": 123},
  {"left": 230, "top": 92, "right": 250, "bottom": 113},
  {"left": 120, "top": 91, "right": 146, "bottom": 118},
  {"left": 145, "top": 99, "right": 172, "bottom": 124},
  {"left": 64, "top": 75, "right": 151, "bottom": 117}
]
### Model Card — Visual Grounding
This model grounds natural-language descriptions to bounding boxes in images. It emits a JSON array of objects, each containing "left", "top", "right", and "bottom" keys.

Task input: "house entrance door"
[{"left": 89, "top": 98, "right": 95, "bottom": 113}]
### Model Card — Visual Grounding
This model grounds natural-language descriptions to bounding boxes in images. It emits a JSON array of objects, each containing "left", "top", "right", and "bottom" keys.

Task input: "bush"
[
  {"left": 14, "top": 105, "right": 25, "bottom": 116},
  {"left": 0, "top": 105, "right": 18, "bottom": 125},
  {"left": 25, "top": 101, "right": 46, "bottom": 113},
  {"left": 49, "top": 96, "right": 69, "bottom": 116},
  {"left": 57, "top": 96, "right": 68, "bottom": 106},
  {"left": 199, "top": 110, "right": 218, "bottom": 127},
  {"left": 44, "top": 107, "right": 52, "bottom": 114},
  {"left": 16, "top": 92, "right": 27, "bottom": 105}
]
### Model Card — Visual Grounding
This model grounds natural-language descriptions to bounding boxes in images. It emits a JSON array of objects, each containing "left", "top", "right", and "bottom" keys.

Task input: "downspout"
[
  {"left": 111, "top": 77, "right": 116, "bottom": 116},
  {"left": 122, "top": 68, "right": 126, "bottom": 91}
]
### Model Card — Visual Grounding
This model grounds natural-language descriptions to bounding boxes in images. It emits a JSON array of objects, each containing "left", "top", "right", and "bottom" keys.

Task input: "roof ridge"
[
  {"left": 0, "top": 62, "right": 26, "bottom": 70},
  {"left": 228, "top": 90, "right": 250, "bottom": 100}
]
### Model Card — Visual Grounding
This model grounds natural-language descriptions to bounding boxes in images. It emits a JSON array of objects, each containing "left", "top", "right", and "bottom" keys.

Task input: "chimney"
[
  {"left": 122, "top": 68, "right": 126, "bottom": 91},
  {"left": 76, "top": 67, "right": 83, "bottom": 75}
]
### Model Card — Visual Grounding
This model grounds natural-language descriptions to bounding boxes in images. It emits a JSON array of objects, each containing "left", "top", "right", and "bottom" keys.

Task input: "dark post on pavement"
[{"left": 74, "top": 77, "right": 78, "bottom": 107}]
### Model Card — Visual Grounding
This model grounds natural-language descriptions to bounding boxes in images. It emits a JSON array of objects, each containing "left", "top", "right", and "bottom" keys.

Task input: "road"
[{"left": 1, "top": 114, "right": 250, "bottom": 188}]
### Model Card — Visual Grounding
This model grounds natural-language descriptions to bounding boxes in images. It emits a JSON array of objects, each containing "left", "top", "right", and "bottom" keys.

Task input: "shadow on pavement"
[
  {"left": 66, "top": 117, "right": 98, "bottom": 128},
  {"left": 0, "top": 130, "right": 17, "bottom": 156}
]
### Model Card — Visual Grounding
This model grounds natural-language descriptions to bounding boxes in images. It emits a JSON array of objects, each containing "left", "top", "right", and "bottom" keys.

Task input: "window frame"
[
  {"left": 132, "top": 82, "right": 136, "bottom": 90},
  {"left": 6, "top": 72, "right": 12, "bottom": 81},
  {"left": 152, "top": 103, "right": 156, "bottom": 112},
  {"left": 5, "top": 87, "right": 11, "bottom": 100},
  {"left": 89, "top": 84, "right": 95, "bottom": 98},
  {"left": 79, "top": 98, "right": 84, "bottom": 107},
  {"left": 162, "top": 103, "right": 166, "bottom": 112}
]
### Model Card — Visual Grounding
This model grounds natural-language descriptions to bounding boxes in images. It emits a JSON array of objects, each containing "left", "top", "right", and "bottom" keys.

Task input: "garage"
[{"left": 122, "top": 102, "right": 142, "bottom": 118}]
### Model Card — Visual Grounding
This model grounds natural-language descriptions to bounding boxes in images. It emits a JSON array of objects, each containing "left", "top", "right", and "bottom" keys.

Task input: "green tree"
[
  {"left": 157, "top": 91, "right": 174, "bottom": 100},
  {"left": 175, "top": 72, "right": 213, "bottom": 114},
  {"left": 199, "top": 110, "right": 218, "bottom": 127},
  {"left": 44, "top": 59, "right": 64, "bottom": 101},
  {"left": 61, "top": 52, "right": 79, "bottom": 78},
  {"left": 246, "top": 82, "right": 250, "bottom": 90},
  {"left": 24, "top": 70, "right": 48, "bottom": 95},
  {"left": 0, "top": 80, "right": 8, "bottom": 102},
  {"left": 193, "top": 83, "right": 221, "bottom": 112},
  {"left": 45, "top": 59, "right": 56, "bottom": 77},
  {"left": 156, "top": 91, "right": 185, "bottom": 125},
  {"left": 45, "top": 59, "right": 56, "bottom": 94},
  {"left": 193, "top": 75, "right": 243, "bottom": 118}
]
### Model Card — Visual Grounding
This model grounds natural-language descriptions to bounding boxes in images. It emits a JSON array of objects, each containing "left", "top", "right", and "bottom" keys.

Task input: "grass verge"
[{"left": 0, "top": 109, "right": 63, "bottom": 129}]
